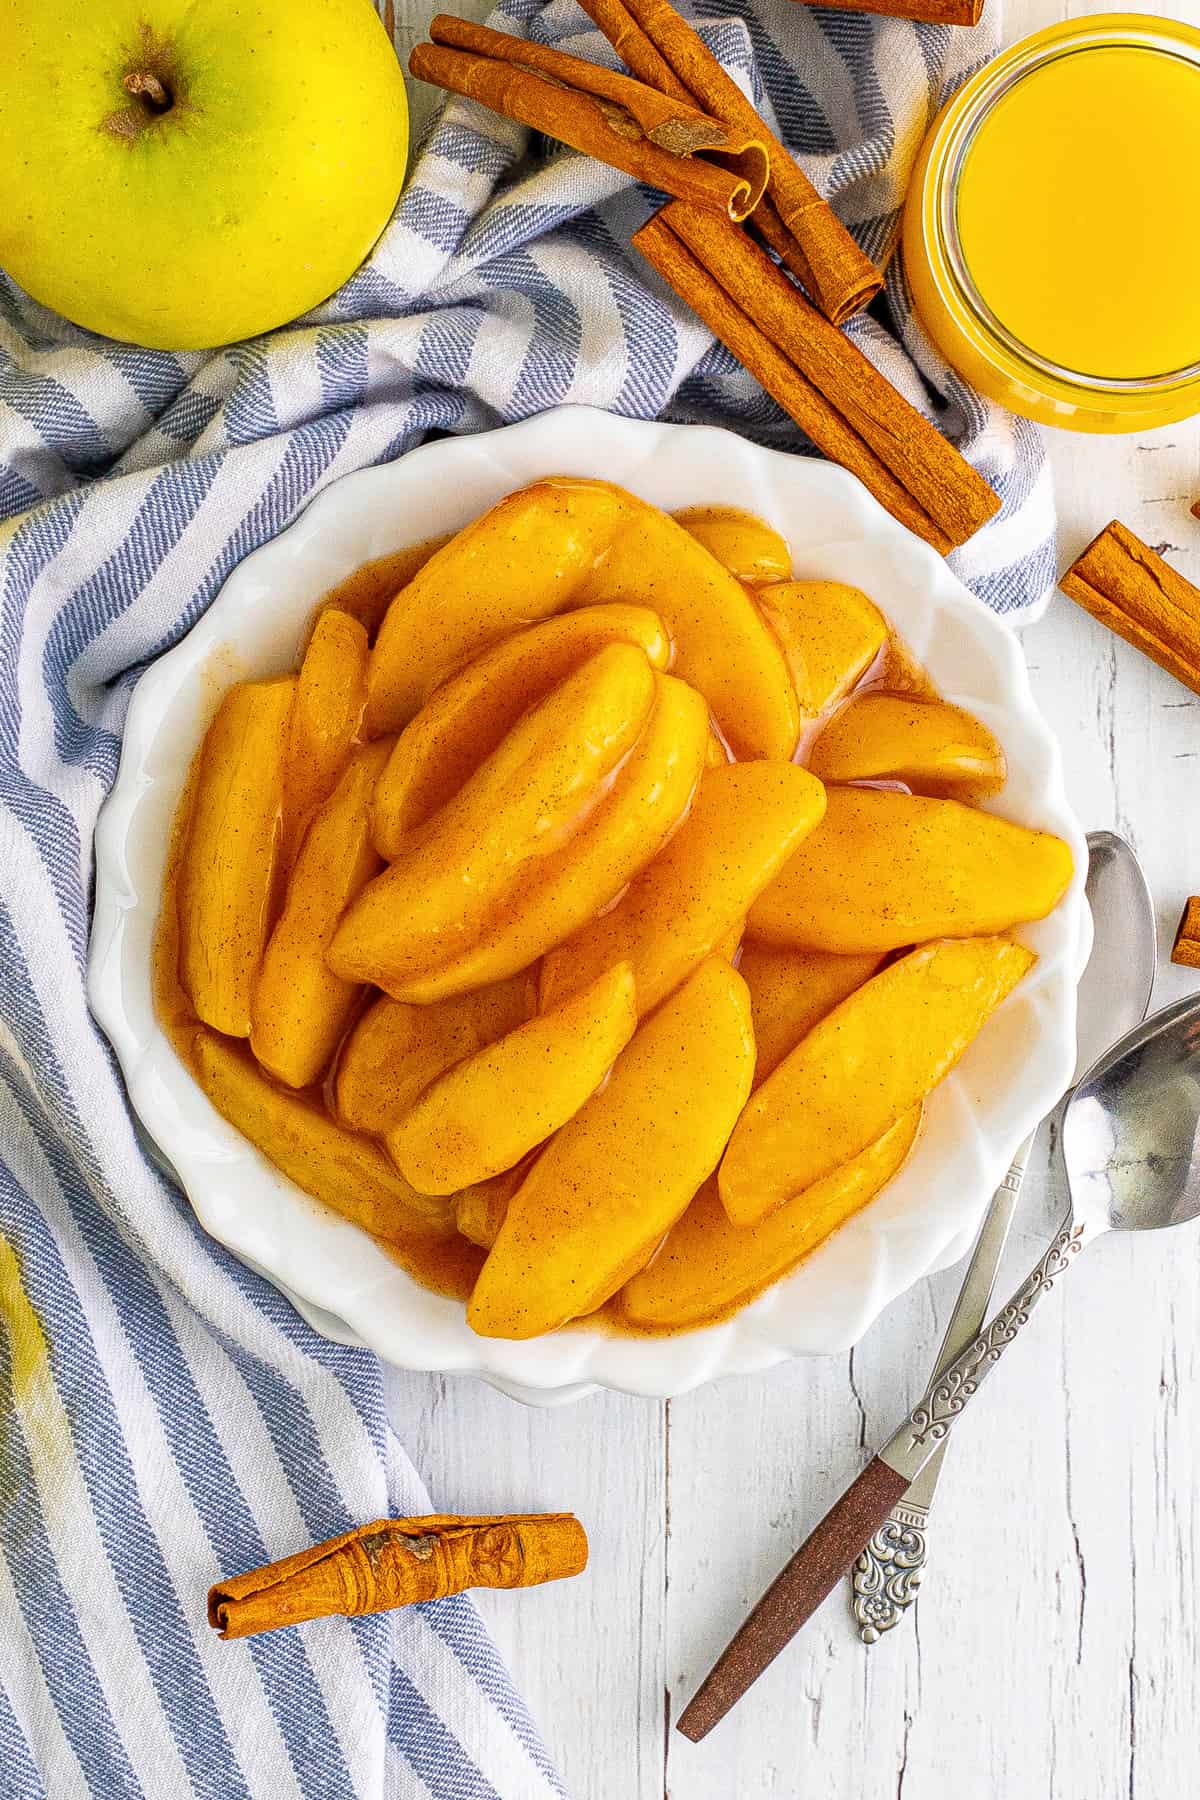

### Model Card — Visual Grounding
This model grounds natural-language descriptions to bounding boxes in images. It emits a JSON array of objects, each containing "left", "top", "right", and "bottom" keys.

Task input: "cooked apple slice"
[
  {"left": 620, "top": 1109, "right": 921, "bottom": 1331},
  {"left": 389, "top": 964, "right": 637, "bottom": 1193},
  {"left": 334, "top": 643, "right": 655, "bottom": 996},
  {"left": 468, "top": 956, "right": 755, "bottom": 1339},
  {"left": 720, "top": 936, "right": 1034, "bottom": 1225},
  {"left": 809, "top": 692, "right": 1006, "bottom": 797},
  {"left": 281, "top": 608, "right": 368, "bottom": 868},
  {"left": 177, "top": 676, "right": 295, "bottom": 1038},
  {"left": 540, "top": 763, "right": 826, "bottom": 1018},
  {"left": 249, "top": 741, "right": 390, "bottom": 1089},
  {"left": 194, "top": 1030, "right": 456, "bottom": 1239},
  {"left": 738, "top": 944, "right": 885, "bottom": 1086},
  {"left": 371, "top": 478, "right": 799, "bottom": 756},
  {"left": 350, "top": 671, "right": 707, "bottom": 1004},
  {"left": 674, "top": 506, "right": 791, "bottom": 585},
  {"left": 365, "top": 479, "right": 631, "bottom": 732},
  {"left": 757, "top": 580, "right": 887, "bottom": 715},
  {"left": 335, "top": 976, "right": 532, "bottom": 1136},
  {"left": 746, "top": 787, "right": 1074, "bottom": 954},
  {"left": 373, "top": 602, "right": 670, "bottom": 855},
  {"left": 455, "top": 1164, "right": 531, "bottom": 1250},
  {"left": 578, "top": 501, "right": 799, "bottom": 760},
  {"left": 314, "top": 537, "right": 448, "bottom": 639}
]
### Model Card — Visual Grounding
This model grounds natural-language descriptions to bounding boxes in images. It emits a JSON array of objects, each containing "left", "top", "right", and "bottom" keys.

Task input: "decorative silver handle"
[
  {"left": 880, "top": 1207, "right": 1091, "bottom": 1487},
  {"left": 851, "top": 1501, "right": 928, "bottom": 1643},
  {"left": 852, "top": 1139, "right": 1033, "bottom": 1642},
  {"left": 676, "top": 1209, "right": 1095, "bottom": 1739}
]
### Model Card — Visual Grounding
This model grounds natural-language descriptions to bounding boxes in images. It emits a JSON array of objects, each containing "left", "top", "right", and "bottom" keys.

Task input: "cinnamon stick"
[
  {"left": 787, "top": 0, "right": 983, "bottom": 23},
  {"left": 576, "top": 0, "right": 882, "bottom": 323},
  {"left": 429, "top": 15, "right": 761, "bottom": 162},
  {"left": 1172, "top": 898, "right": 1200, "bottom": 970},
  {"left": 208, "top": 1514, "right": 588, "bottom": 1639},
  {"left": 752, "top": 192, "right": 827, "bottom": 294},
  {"left": 1060, "top": 521, "right": 1200, "bottom": 697},
  {"left": 633, "top": 212, "right": 945, "bottom": 545},
  {"left": 574, "top": 0, "right": 694, "bottom": 100},
  {"left": 633, "top": 203, "right": 999, "bottom": 552},
  {"left": 410, "top": 29, "right": 768, "bottom": 221}
]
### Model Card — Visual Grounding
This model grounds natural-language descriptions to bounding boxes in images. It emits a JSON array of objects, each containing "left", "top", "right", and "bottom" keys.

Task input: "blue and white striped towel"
[{"left": 0, "top": 0, "right": 1052, "bottom": 1793}]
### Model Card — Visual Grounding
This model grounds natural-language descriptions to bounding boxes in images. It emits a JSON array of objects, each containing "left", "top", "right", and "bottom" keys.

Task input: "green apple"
[{"left": 0, "top": 0, "right": 409, "bottom": 349}]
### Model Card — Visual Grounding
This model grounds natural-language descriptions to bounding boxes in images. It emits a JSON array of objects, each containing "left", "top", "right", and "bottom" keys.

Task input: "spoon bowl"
[
  {"left": 1063, "top": 991, "right": 1200, "bottom": 1235},
  {"left": 1071, "top": 830, "right": 1157, "bottom": 1088}
]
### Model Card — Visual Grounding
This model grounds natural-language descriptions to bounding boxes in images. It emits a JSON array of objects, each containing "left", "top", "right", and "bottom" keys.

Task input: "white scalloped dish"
[{"left": 89, "top": 409, "right": 1089, "bottom": 1404}]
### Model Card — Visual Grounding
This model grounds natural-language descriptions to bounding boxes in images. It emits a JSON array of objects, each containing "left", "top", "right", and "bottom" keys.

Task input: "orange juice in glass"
[{"left": 903, "top": 16, "right": 1200, "bottom": 431}]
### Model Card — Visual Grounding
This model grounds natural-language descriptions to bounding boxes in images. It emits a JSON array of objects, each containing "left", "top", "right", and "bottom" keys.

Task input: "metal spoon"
[
  {"left": 679, "top": 987, "right": 1200, "bottom": 1742},
  {"left": 851, "top": 830, "right": 1157, "bottom": 1640}
]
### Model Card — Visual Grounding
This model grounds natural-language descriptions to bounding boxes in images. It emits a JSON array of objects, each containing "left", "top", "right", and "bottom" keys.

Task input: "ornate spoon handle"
[
  {"left": 852, "top": 1137, "right": 1033, "bottom": 1642},
  {"left": 677, "top": 1206, "right": 1092, "bottom": 1743},
  {"left": 879, "top": 1207, "right": 1089, "bottom": 1481}
]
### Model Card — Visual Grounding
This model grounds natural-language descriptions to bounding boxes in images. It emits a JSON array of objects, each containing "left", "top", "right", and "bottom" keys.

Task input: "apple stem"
[{"left": 124, "top": 70, "right": 172, "bottom": 113}]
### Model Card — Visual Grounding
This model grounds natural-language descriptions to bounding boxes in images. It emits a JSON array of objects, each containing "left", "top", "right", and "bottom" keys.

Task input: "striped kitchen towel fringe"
[{"left": 1, "top": 0, "right": 1051, "bottom": 1794}]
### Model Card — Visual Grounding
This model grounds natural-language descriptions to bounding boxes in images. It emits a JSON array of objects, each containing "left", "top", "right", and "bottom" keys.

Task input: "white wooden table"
[{"left": 384, "top": 0, "right": 1200, "bottom": 1791}]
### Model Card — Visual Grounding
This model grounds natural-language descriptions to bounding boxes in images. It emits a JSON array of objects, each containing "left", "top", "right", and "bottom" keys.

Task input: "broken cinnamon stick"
[
  {"left": 208, "top": 1514, "right": 589, "bottom": 1639},
  {"left": 575, "top": 0, "right": 881, "bottom": 323},
  {"left": 1060, "top": 521, "right": 1200, "bottom": 697},
  {"left": 787, "top": 0, "right": 983, "bottom": 23},
  {"left": 430, "top": 15, "right": 762, "bottom": 162},
  {"left": 633, "top": 202, "right": 999, "bottom": 552},
  {"left": 1172, "top": 898, "right": 1200, "bottom": 970},
  {"left": 410, "top": 25, "right": 768, "bottom": 221}
]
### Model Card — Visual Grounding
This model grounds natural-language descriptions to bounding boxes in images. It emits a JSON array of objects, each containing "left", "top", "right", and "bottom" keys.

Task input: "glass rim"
[{"left": 936, "top": 23, "right": 1200, "bottom": 396}]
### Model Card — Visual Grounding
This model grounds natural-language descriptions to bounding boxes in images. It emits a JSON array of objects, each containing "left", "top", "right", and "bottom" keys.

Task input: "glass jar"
[{"left": 902, "top": 15, "right": 1200, "bottom": 433}]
